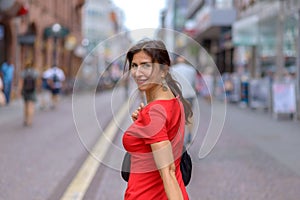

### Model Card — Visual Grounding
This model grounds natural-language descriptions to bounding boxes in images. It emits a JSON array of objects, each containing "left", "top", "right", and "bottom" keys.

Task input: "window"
[{"left": 215, "top": 0, "right": 233, "bottom": 9}]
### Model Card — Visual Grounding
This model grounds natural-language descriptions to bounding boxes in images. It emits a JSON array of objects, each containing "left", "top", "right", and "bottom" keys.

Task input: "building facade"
[
  {"left": 80, "top": 0, "right": 129, "bottom": 89},
  {"left": 0, "top": 0, "right": 85, "bottom": 99},
  {"left": 233, "top": 0, "right": 300, "bottom": 118},
  {"left": 233, "top": 0, "right": 299, "bottom": 78},
  {"left": 162, "top": 0, "right": 236, "bottom": 74},
  {"left": 162, "top": 0, "right": 300, "bottom": 119}
]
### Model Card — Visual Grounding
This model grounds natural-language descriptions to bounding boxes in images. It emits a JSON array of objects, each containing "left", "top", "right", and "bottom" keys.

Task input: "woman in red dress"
[{"left": 123, "top": 39, "right": 192, "bottom": 200}]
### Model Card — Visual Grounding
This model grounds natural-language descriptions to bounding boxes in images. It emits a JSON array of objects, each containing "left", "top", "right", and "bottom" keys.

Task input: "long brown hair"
[{"left": 124, "top": 39, "right": 193, "bottom": 124}]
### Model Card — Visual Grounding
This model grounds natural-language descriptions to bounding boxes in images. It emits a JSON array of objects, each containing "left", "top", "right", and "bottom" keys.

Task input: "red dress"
[{"left": 123, "top": 97, "right": 189, "bottom": 200}]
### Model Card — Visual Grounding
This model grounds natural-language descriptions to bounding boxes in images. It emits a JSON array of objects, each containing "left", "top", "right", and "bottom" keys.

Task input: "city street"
[
  {"left": 1, "top": 88, "right": 300, "bottom": 200},
  {"left": 83, "top": 95, "right": 300, "bottom": 200},
  {"left": 0, "top": 88, "right": 125, "bottom": 200},
  {"left": 1, "top": 0, "right": 300, "bottom": 199}
]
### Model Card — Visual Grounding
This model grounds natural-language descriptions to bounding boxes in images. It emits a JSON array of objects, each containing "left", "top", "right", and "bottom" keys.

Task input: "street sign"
[{"left": 272, "top": 81, "right": 296, "bottom": 114}]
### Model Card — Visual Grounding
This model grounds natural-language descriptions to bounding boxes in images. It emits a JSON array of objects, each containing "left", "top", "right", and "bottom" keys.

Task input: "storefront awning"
[
  {"left": 186, "top": 0, "right": 205, "bottom": 19},
  {"left": 43, "top": 25, "right": 70, "bottom": 39},
  {"left": 232, "top": 15, "right": 259, "bottom": 46},
  {"left": 0, "top": 0, "right": 28, "bottom": 19},
  {"left": 193, "top": 6, "right": 236, "bottom": 41},
  {"left": 18, "top": 34, "right": 35, "bottom": 45}
]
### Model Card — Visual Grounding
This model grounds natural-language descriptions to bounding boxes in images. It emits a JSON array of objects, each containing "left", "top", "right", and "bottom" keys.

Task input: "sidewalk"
[
  {"left": 0, "top": 93, "right": 70, "bottom": 127},
  {"left": 0, "top": 97, "right": 23, "bottom": 126},
  {"left": 2, "top": 92, "right": 299, "bottom": 200},
  {"left": 226, "top": 100, "right": 300, "bottom": 176},
  {"left": 185, "top": 97, "right": 300, "bottom": 200},
  {"left": 0, "top": 88, "right": 126, "bottom": 200},
  {"left": 83, "top": 96, "right": 300, "bottom": 200}
]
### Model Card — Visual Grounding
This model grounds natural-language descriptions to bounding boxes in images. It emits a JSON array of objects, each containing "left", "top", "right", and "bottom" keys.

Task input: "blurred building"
[
  {"left": 0, "top": 0, "right": 85, "bottom": 99},
  {"left": 162, "top": 0, "right": 298, "bottom": 77},
  {"left": 83, "top": 0, "right": 128, "bottom": 57},
  {"left": 83, "top": 0, "right": 122, "bottom": 45},
  {"left": 232, "top": 0, "right": 300, "bottom": 119},
  {"left": 80, "top": 0, "right": 130, "bottom": 89},
  {"left": 161, "top": 0, "right": 300, "bottom": 119},
  {"left": 0, "top": 0, "right": 27, "bottom": 63},
  {"left": 162, "top": 0, "right": 237, "bottom": 74},
  {"left": 233, "top": 0, "right": 298, "bottom": 78}
]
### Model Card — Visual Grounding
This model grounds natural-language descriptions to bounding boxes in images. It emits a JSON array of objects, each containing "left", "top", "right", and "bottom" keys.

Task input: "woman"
[
  {"left": 20, "top": 62, "right": 39, "bottom": 126},
  {"left": 122, "top": 39, "right": 192, "bottom": 200}
]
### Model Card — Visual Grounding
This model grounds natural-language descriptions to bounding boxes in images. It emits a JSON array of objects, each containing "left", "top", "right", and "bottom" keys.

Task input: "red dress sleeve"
[{"left": 128, "top": 103, "right": 169, "bottom": 144}]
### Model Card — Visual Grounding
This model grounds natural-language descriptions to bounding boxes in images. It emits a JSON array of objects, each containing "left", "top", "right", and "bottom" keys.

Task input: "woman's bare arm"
[{"left": 151, "top": 141, "right": 183, "bottom": 200}]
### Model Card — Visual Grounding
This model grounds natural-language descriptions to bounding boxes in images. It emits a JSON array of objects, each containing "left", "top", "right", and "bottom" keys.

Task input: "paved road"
[
  {"left": 1, "top": 91, "right": 300, "bottom": 200},
  {"left": 83, "top": 97, "right": 300, "bottom": 200},
  {"left": 186, "top": 99, "right": 300, "bottom": 200},
  {"left": 0, "top": 88, "right": 126, "bottom": 200}
]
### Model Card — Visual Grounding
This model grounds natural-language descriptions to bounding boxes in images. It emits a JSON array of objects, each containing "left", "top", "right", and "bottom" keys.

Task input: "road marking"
[{"left": 60, "top": 102, "right": 129, "bottom": 200}]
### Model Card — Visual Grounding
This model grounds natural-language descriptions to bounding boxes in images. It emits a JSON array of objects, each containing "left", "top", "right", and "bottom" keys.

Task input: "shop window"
[{"left": 215, "top": 0, "right": 233, "bottom": 9}]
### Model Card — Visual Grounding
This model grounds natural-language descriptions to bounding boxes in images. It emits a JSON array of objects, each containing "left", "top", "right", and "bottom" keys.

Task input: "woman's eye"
[
  {"left": 142, "top": 63, "right": 152, "bottom": 68},
  {"left": 131, "top": 64, "right": 138, "bottom": 69}
]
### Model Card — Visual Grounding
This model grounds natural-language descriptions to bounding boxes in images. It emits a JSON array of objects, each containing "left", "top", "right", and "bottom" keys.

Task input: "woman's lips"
[{"left": 136, "top": 79, "right": 147, "bottom": 85}]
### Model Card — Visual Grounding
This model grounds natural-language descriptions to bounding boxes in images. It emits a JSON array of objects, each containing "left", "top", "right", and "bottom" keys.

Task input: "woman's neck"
[{"left": 145, "top": 85, "right": 175, "bottom": 103}]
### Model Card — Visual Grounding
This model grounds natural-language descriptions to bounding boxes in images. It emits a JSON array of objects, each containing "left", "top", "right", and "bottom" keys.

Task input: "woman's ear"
[
  {"left": 161, "top": 71, "right": 168, "bottom": 78},
  {"left": 161, "top": 65, "right": 169, "bottom": 77}
]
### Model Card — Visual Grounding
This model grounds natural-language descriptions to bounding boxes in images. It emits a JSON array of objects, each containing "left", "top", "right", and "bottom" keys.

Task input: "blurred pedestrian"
[
  {"left": 0, "top": 75, "right": 5, "bottom": 106},
  {"left": 223, "top": 73, "right": 233, "bottom": 102},
  {"left": 122, "top": 39, "right": 191, "bottom": 200},
  {"left": 170, "top": 55, "right": 197, "bottom": 144},
  {"left": 43, "top": 65, "right": 65, "bottom": 109},
  {"left": 20, "top": 62, "right": 39, "bottom": 126},
  {"left": 0, "top": 60, "right": 14, "bottom": 104},
  {"left": 195, "top": 71, "right": 204, "bottom": 96},
  {"left": 201, "top": 67, "right": 214, "bottom": 104},
  {"left": 39, "top": 67, "right": 52, "bottom": 110},
  {"left": 111, "top": 61, "right": 122, "bottom": 84},
  {"left": 123, "top": 73, "right": 130, "bottom": 99}
]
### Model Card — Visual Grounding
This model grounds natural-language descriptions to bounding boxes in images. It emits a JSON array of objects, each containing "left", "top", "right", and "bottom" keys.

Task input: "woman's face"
[{"left": 130, "top": 51, "right": 162, "bottom": 92}]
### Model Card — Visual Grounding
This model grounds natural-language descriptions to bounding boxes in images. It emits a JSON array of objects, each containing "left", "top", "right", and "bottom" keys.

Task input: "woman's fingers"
[
  {"left": 131, "top": 102, "right": 144, "bottom": 121},
  {"left": 139, "top": 102, "right": 144, "bottom": 109},
  {"left": 132, "top": 111, "right": 138, "bottom": 118},
  {"left": 137, "top": 103, "right": 144, "bottom": 111},
  {"left": 131, "top": 110, "right": 139, "bottom": 121}
]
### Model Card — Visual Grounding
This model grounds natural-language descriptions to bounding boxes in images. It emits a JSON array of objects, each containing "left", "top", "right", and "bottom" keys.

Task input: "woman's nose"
[{"left": 135, "top": 66, "right": 144, "bottom": 76}]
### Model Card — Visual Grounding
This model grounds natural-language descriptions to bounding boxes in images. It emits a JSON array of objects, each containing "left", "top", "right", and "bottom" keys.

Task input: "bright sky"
[{"left": 112, "top": 0, "right": 166, "bottom": 30}]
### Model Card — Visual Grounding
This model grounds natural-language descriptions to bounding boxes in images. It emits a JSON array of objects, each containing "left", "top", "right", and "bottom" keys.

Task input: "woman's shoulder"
[
  {"left": 142, "top": 97, "right": 181, "bottom": 115},
  {"left": 149, "top": 97, "right": 180, "bottom": 107}
]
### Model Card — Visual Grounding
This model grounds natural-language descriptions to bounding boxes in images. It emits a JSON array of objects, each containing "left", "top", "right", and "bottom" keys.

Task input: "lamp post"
[
  {"left": 64, "top": 35, "right": 77, "bottom": 94},
  {"left": 51, "top": 23, "right": 61, "bottom": 66},
  {"left": 276, "top": 0, "right": 285, "bottom": 80}
]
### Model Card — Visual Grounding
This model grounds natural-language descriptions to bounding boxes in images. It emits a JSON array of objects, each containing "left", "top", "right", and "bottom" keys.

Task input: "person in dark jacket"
[{"left": 20, "top": 62, "right": 39, "bottom": 126}]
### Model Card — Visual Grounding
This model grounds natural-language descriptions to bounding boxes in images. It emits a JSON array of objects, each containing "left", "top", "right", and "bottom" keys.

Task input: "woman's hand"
[{"left": 131, "top": 102, "right": 144, "bottom": 121}]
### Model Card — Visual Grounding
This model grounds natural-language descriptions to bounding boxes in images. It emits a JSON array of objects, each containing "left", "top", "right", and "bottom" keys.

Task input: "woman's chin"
[{"left": 137, "top": 84, "right": 147, "bottom": 91}]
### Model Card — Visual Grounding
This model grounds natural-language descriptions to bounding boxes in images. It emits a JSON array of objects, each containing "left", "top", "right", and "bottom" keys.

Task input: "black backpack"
[
  {"left": 52, "top": 73, "right": 60, "bottom": 83},
  {"left": 121, "top": 145, "right": 192, "bottom": 186},
  {"left": 23, "top": 72, "right": 36, "bottom": 93},
  {"left": 48, "top": 72, "right": 60, "bottom": 89}
]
